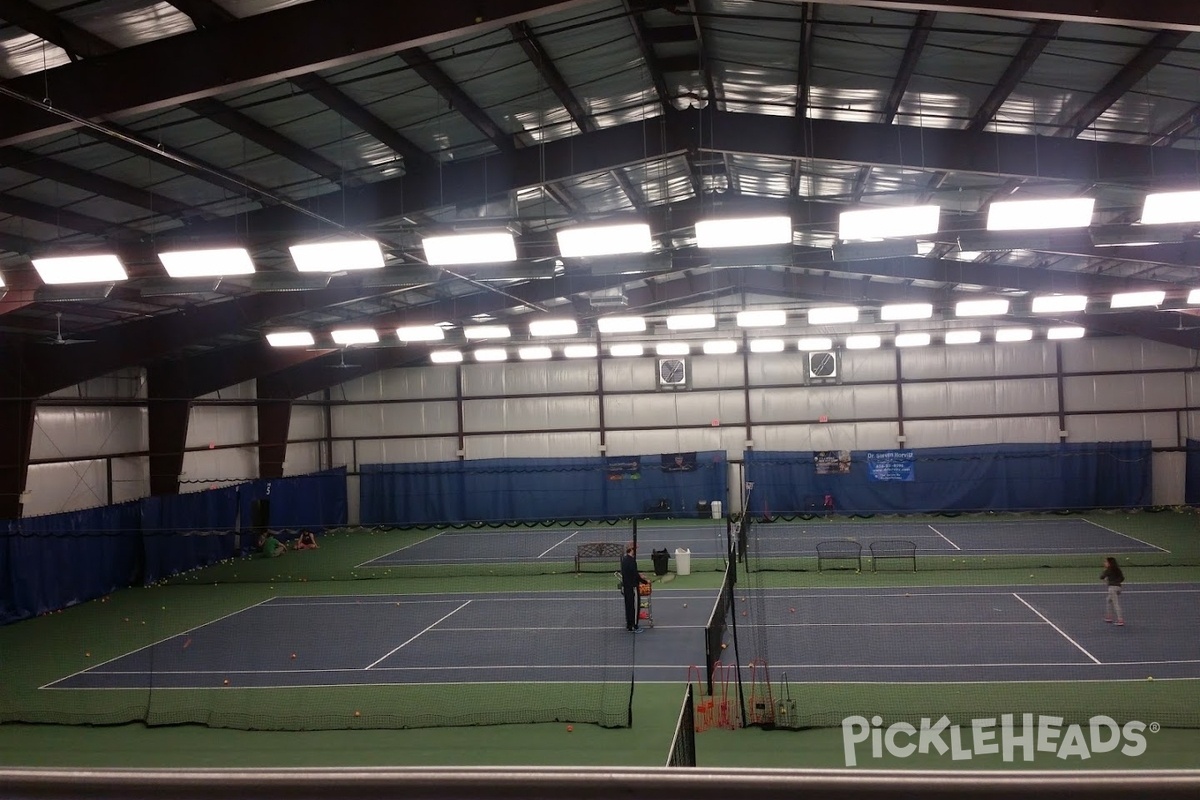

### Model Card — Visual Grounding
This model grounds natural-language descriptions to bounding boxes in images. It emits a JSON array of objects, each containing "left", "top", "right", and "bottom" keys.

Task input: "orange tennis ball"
[{"left": 566, "top": 725, "right": 573, "bottom": 732}]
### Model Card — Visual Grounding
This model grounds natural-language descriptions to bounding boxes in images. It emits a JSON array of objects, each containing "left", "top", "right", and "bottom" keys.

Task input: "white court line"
[
  {"left": 749, "top": 621, "right": 1044, "bottom": 627},
  {"left": 1012, "top": 593, "right": 1100, "bottom": 665},
  {"left": 927, "top": 524, "right": 961, "bottom": 550},
  {"left": 364, "top": 600, "right": 471, "bottom": 669},
  {"left": 538, "top": 530, "right": 580, "bottom": 558},
  {"left": 354, "top": 530, "right": 446, "bottom": 568},
  {"left": 40, "top": 597, "right": 275, "bottom": 689},
  {"left": 1081, "top": 518, "right": 1171, "bottom": 553}
]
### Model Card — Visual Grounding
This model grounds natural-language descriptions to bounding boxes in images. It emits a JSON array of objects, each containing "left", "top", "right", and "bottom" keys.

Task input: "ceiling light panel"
[
  {"left": 395, "top": 325, "right": 445, "bottom": 342},
  {"left": 838, "top": 205, "right": 940, "bottom": 241},
  {"left": 656, "top": 342, "right": 690, "bottom": 356},
  {"left": 736, "top": 309, "right": 786, "bottom": 327},
  {"left": 557, "top": 223, "right": 652, "bottom": 257},
  {"left": 331, "top": 328, "right": 380, "bottom": 345},
  {"left": 597, "top": 316, "right": 646, "bottom": 333},
  {"left": 955, "top": 298, "right": 1010, "bottom": 317},
  {"left": 807, "top": 306, "right": 859, "bottom": 325},
  {"left": 880, "top": 303, "right": 933, "bottom": 321},
  {"left": 695, "top": 216, "right": 792, "bottom": 248},
  {"left": 666, "top": 313, "right": 716, "bottom": 330},
  {"left": 266, "top": 331, "right": 314, "bottom": 347},
  {"left": 1141, "top": 190, "right": 1200, "bottom": 225},
  {"left": 609, "top": 343, "right": 645, "bottom": 357},
  {"left": 529, "top": 318, "right": 578, "bottom": 337},
  {"left": 423, "top": 232, "right": 517, "bottom": 266},
  {"left": 290, "top": 240, "right": 384, "bottom": 272},
  {"left": 159, "top": 248, "right": 254, "bottom": 278},
  {"left": 464, "top": 325, "right": 511, "bottom": 340},
  {"left": 32, "top": 255, "right": 127, "bottom": 285},
  {"left": 986, "top": 197, "right": 1095, "bottom": 231},
  {"left": 945, "top": 330, "right": 981, "bottom": 344},
  {"left": 1031, "top": 295, "right": 1088, "bottom": 313}
]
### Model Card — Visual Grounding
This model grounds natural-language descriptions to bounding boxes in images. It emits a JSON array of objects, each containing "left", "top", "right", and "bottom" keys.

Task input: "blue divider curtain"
[
  {"left": 360, "top": 453, "right": 727, "bottom": 526},
  {"left": 1186, "top": 439, "right": 1200, "bottom": 506},
  {"left": 0, "top": 468, "right": 349, "bottom": 626},
  {"left": 744, "top": 441, "right": 1152, "bottom": 517}
]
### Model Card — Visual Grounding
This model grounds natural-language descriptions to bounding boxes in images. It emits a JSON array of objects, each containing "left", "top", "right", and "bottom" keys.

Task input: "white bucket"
[
  {"left": 675, "top": 548, "right": 692, "bottom": 576},
  {"left": 711, "top": 500, "right": 723, "bottom": 519}
]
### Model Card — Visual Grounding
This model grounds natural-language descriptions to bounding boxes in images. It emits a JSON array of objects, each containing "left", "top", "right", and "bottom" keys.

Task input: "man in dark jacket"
[{"left": 621, "top": 544, "right": 647, "bottom": 633}]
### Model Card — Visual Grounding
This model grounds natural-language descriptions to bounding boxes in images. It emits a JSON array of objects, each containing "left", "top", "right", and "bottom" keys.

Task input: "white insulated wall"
[
  {"left": 23, "top": 336, "right": 1200, "bottom": 518},
  {"left": 325, "top": 337, "right": 1200, "bottom": 511}
]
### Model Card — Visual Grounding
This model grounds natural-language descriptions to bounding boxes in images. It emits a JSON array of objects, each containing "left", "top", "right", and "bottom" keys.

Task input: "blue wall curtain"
[{"left": 745, "top": 442, "right": 1152, "bottom": 516}]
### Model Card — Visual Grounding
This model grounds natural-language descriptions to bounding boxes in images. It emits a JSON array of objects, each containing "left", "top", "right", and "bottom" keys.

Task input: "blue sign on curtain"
[{"left": 867, "top": 450, "right": 915, "bottom": 482}]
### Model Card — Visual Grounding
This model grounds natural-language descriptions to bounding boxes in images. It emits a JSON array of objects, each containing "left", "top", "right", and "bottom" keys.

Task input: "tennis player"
[
  {"left": 620, "top": 544, "right": 647, "bottom": 633},
  {"left": 1100, "top": 556, "right": 1125, "bottom": 626}
]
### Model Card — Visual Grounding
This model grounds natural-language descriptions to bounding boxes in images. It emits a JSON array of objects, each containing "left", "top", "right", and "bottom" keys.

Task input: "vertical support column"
[
  {"left": 0, "top": 398, "right": 36, "bottom": 519},
  {"left": 1055, "top": 342, "right": 1068, "bottom": 441},
  {"left": 147, "top": 398, "right": 190, "bottom": 496},
  {"left": 894, "top": 348, "right": 906, "bottom": 445},
  {"left": 455, "top": 364, "right": 466, "bottom": 459},
  {"left": 147, "top": 365, "right": 191, "bottom": 496},
  {"left": 257, "top": 399, "right": 293, "bottom": 480}
]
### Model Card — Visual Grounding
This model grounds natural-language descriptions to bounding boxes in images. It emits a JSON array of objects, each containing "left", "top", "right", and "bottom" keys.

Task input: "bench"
[{"left": 575, "top": 541, "right": 625, "bottom": 573}]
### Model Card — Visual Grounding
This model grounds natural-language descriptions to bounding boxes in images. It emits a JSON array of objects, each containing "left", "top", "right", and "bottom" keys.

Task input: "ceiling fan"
[
  {"left": 325, "top": 348, "right": 359, "bottom": 370},
  {"left": 44, "top": 312, "right": 96, "bottom": 345}
]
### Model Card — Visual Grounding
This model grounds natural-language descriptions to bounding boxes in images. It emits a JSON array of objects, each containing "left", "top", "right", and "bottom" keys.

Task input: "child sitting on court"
[
  {"left": 259, "top": 532, "right": 287, "bottom": 558},
  {"left": 294, "top": 530, "right": 319, "bottom": 550}
]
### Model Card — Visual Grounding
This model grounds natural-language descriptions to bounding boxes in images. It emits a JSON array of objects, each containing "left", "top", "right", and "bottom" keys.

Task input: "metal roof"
[{"left": 1, "top": 0, "right": 1200, "bottom": 398}]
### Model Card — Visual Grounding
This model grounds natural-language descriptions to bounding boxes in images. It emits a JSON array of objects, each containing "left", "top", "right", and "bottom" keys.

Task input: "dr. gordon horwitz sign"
[{"left": 842, "top": 714, "right": 1154, "bottom": 766}]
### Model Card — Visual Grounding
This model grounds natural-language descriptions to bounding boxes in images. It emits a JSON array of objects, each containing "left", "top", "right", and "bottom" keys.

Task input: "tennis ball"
[
  {"left": 354, "top": 710, "right": 361, "bottom": 717},
  {"left": 291, "top": 653, "right": 297, "bottom": 660},
  {"left": 720, "top": 643, "right": 727, "bottom": 650},
  {"left": 223, "top": 679, "right": 230, "bottom": 686},
  {"left": 904, "top": 593, "right": 910, "bottom": 597},
  {"left": 566, "top": 725, "right": 574, "bottom": 732},
  {"left": 682, "top": 603, "right": 688, "bottom": 608},
  {"left": 1147, "top": 676, "right": 1154, "bottom": 682},
  {"left": 789, "top": 607, "right": 796, "bottom": 613},
  {"left": 85, "top": 651, "right": 91, "bottom": 657}
]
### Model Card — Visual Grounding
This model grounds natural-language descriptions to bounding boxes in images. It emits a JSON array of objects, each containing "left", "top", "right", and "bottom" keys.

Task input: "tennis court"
[
  {"left": 360, "top": 520, "right": 730, "bottom": 571},
  {"left": 749, "top": 516, "right": 1166, "bottom": 559},
  {"left": 738, "top": 583, "right": 1200, "bottom": 683},
  {"left": 44, "top": 588, "right": 714, "bottom": 691}
]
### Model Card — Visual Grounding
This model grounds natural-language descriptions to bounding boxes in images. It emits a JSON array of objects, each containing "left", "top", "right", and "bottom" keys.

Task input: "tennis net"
[
  {"left": 665, "top": 683, "right": 697, "bottom": 767},
  {"left": 703, "top": 559, "right": 736, "bottom": 695}
]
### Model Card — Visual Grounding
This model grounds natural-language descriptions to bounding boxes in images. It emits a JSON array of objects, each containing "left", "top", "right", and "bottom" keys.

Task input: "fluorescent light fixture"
[
  {"left": 986, "top": 197, "right": 1095, "bottom": 231},
  {"left": 464, "top": 325, "right": 511, "bottom": 340},
  {"left": 395, "top": 325, "right": 445, "bottom": 342},
  {"left": 1189, "top": 289, "right": 1200, "bottom": 305},
  {"left": 430, "top": 350, "right": 464, "bottom": 364},
  {"left": 266, "top": 331, "right": 314, "bottom": 348},
  {"left": 839, "top": 205, "right": 940, "bottom": 241},
  {"left": 736, "top": 309, "right": 786, "bottom": 327},
  {"left": 749, "top": 339, "right": 785, "bottom": 353},
  {"left": 880, "top": 303, "right": 933, "bottom": 321},
  {"left": 1031, "top": 295, "right": 1088, "bottom": 313},
  {"left": 564, "top": 344, "right": 598, "bottom": 358},
  {"left": 703, "top": 340, "right": 738, "bottom": 355},
  {"left": 1110, "top": 290, "right": 1165, "bottom": 309},
  {"left": 289, "top": 239, "right": 384, "bottom": 272},
  {"left": 422, "top": 232, "right": 517, "bottom": 265},
  {"left": 32, "top": 254, "right": 127, "bottom": 285},
  {"left": 995, "top": 328, "right": 1034, "bottom": 342},
  {"left": 529, "top": 318, "right": 578, "bottom": 337},
  {"left": 158, "top": 247, "right": 254, "bottom": 278},
  {"left": 666, "top": 313, "right": 716, "bottom": 330},
  {"left": 895, "top": 332, "right": 931, "bottom": 347},
  {"left": 610, "top": 343, "right": 645, "bottom": 357},
  {"left": 473, "top": 348, "right": 508, "bottom": 362},
  {"left": 956, "top": 298, "right": 1010, "bottom": 317},
  {"left": 797, "top": 337, "right": 833, "bottom": 351},
  {"left": 808, "top": 306, "right": 859, "bottom": 325},
  {"left": 557, "top": 223, "right": 652, "bottom": 258},
  {"left": 331, "top": 328, "right": 379, "bottom": 345},
  {"left": 945, "top": 330, "right": 981, "bottom": 344},
  {"left": 656, "top": 342, "right": 690, "bottom": 356},
  {"left": 1048, "top": 326, "right": 1085, "bottom": 340},
  {"left": 518, "top": 346, "right": 552, "bottom": 360},
  {"left": 846, "top": 334, "right": 881, "bottom": 349},
  {"left": 695, "top": 216, "right": 792, "bottom": 248},
  {"left": 1141, "top": 190, "right": 1200, "bottom": 225},
  {"left": 597, "top": 316, "right": 646, "bottom": 333}
]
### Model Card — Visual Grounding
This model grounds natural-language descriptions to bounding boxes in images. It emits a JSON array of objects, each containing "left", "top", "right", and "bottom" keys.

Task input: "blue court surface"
[
  {"left": 43, "top": 583, "right": 1200, "bottom": 692},
  {"left": 748, "top": 517, "right": 1167, "bottom": 558},
  {"left": 359, "top": 522, "right": 730, "bottom": 569}
]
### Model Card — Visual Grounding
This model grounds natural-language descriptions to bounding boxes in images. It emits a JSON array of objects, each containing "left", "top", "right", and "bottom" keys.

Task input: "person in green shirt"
[{"left": 262, "top": 533, "right": 287, "bottom": 558}]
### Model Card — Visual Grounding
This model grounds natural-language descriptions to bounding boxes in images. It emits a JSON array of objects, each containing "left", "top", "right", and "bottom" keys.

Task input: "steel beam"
[
  {"left": 255, "top": 398, "right": 292, "bottom": 480},
  {"left": 805, "top": 1, "right": 1200, "bottom": 32},
  {"left": 0, "top": 0, "right": 596, "bottom": 146}
]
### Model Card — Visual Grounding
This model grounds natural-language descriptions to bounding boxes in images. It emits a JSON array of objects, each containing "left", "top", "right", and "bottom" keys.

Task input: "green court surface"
[{"left": 2, "top": 521, "right": 1198, "bottom": 770}]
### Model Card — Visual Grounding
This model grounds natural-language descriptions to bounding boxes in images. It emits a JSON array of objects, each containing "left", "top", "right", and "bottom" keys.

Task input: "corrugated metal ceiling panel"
[
  {"left": 703, "top": 0, "right": 802, "bottom": 117},
  {"left": 0, "top": 25, "right": 70, "bottom": 78},
  {"left": 52, "top": 0, "right": 195, "bottom": 48}
]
